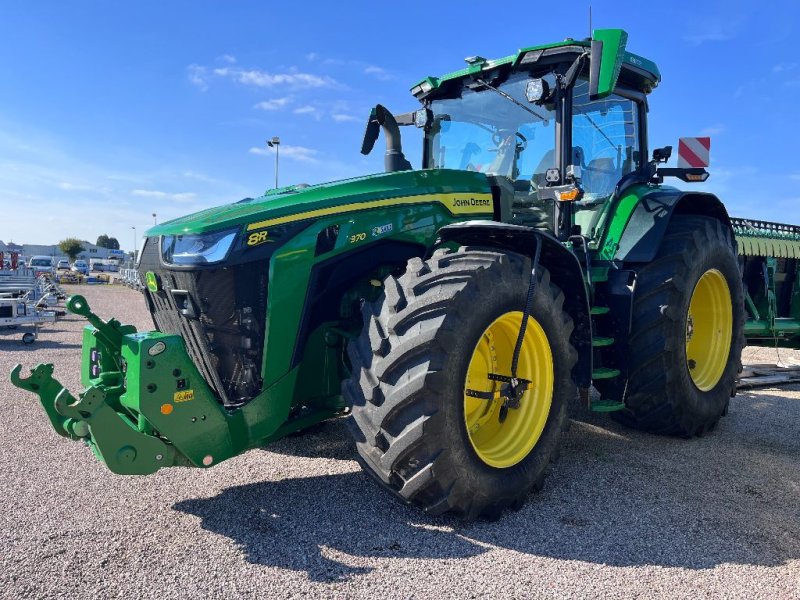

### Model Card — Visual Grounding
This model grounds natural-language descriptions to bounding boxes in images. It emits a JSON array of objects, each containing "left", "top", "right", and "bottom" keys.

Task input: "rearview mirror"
[{"left": 589, "top": 29, "right": 628, "bottom": 100}]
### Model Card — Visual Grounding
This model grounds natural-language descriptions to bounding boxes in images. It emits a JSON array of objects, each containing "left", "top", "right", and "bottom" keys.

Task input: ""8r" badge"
[{"left": 247, "top": 230, "right": 269, "bottom": 246}]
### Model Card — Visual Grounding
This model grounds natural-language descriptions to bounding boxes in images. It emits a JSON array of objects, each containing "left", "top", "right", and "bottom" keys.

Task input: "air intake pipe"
[{"left": 360, "top": 104, "right": 412, "bottom": 172}]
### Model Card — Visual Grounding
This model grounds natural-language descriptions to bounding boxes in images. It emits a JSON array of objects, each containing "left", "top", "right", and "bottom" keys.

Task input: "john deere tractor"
[{"left": 18, "top": 28, "right": 793, "bottom": 520}]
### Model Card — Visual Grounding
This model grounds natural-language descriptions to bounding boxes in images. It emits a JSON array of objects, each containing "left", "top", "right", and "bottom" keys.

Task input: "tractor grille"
[{"left": 138, "top": 238, "right": 269, "bottom": 407}]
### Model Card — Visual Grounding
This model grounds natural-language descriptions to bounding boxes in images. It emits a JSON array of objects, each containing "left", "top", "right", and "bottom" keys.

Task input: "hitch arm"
[
  {"left": 11, "top": 363, "right": 179, "bottom": 474},
  {"left": 66, "top": 295, "right": 136, "bottom": 369},
  {"left": 10, "top": 363, "right": 81, "bottom": 439}
]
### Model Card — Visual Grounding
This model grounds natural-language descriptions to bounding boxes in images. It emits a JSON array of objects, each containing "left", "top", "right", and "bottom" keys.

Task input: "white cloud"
[
  {"left": 293, "top": 105, "right": 317, "bottom": 114},
  {"left": 211, "top": 67, "right": 339, "bottom": 89},
  {"left": 684, "top": 17, "right": 743, "bottom": 46},
  {"left": 187, "top": 64, "right": 208, "bottom": 90},
  {"left": 253, "top": 97, "right": 293, "bottom": 110},
  {"left": 305, "top": 52, "right": 320, "bottom": 62},
  {"left": 685, "top": 31, "right": 733, "bottom": 45},
  {"left": 772, "top": 63, "right": 797, "bottom": 74},
  {"left": 182, "top": 170, "right": 216, "bottom": 183},
  {"left": 364, "top": 65, "right": 392, "bottom": 80},
  {"left": 331, "top": 113, "right": 358, "bottom": 122},
  {"left": 789, "top": 173, "right": 800, "bottom": 181},
  {"left": 219, "top": 54, "right": 237, "bottom": 64},
  {"left": 292, "top": 105, "right": 324, "bottom": 121},
  {"left": 700, "top": 125, "right": 726, "bottom": 136},
  {"left": 58, "top": 181, "right": 111, "bottom": 193},
  {"left": 131, "top": 189, "right": 197, "bottom": 202},
  {"left": 0, "top": 122, "right": 252, "bottom": 246},
  {"left": 249, "top": 145, "right": 320, "bottom": 163}
]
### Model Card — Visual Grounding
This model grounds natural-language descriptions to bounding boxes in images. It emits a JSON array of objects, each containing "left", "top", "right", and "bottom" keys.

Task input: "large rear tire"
[
  {"left": 343, "top": 247, "right": 577, "bottom": 520},
  {"left": 614, "top": 215, "right": 745, "bottom": 436}
]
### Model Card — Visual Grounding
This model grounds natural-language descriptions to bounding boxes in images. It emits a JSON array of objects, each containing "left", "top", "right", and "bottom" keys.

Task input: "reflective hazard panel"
[{"left": 677, "top": 137, "right": 711, "bottom": 168}]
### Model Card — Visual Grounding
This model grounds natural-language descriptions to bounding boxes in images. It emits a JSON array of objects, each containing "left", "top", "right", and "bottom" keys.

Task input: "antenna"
[{"left": 589, "top": 4, "right": 592, "bottom": 38}]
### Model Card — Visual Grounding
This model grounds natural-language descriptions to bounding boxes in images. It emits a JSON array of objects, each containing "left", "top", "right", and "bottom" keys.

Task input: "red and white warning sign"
[{"left": 677, "top": 137, "right": 711, "bottom": 168}]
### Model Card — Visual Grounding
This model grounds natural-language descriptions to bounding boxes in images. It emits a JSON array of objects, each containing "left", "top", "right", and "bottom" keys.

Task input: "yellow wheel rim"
[
  {"left": 463, "top": 311, "right": 554, "bottom": 468},
  {"left": 686, "top": 269, "right": 733, "bottom": 391}
]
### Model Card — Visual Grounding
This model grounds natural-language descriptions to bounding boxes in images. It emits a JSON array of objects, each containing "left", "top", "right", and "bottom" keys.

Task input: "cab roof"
[{"left": 411, "top": 31, "right": 660, "bottom": 99}]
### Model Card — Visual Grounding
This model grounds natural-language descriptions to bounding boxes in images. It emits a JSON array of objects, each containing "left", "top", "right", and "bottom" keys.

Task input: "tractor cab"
[
  {"left": 373, "top": 30, "right": 660, "bottom": 242},
  {"left": 416, "top": 31, "right": 658, "bottom": 242}
]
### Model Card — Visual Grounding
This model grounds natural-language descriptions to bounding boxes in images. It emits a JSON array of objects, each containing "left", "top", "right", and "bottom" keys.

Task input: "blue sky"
[{"left": 1, "top": 1, "right": 799, "bottom": 249}]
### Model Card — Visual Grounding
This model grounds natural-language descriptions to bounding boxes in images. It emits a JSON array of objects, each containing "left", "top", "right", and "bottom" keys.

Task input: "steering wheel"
[{"left": 492, "top": 131, "right": 528, "bottom": 151}]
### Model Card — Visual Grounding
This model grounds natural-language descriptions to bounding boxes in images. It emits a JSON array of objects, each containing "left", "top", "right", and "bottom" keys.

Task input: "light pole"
[
  {"left": 131, "top": 226, "right": 137, "bottom": 265},
  {"left": 267, "top": 136, "right": 280, "bottom": 189},
  {"left": 152, "top": 213, "right": 157, "bottom": 226}
]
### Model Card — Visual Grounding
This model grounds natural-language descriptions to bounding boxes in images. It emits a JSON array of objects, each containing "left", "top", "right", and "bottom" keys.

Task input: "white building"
[{"left": 0, "top": 240, "right": 126, "bottom": 261}]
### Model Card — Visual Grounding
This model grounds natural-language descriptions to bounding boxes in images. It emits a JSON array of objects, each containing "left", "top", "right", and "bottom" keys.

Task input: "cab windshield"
[{"left": 426, "top": 72, "right": 557, "bottom": 185}]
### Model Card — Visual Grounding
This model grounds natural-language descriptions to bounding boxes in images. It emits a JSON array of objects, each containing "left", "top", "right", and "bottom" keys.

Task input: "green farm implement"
[{"left": 12, "top": 29, "right": 799, "bottom": 519}]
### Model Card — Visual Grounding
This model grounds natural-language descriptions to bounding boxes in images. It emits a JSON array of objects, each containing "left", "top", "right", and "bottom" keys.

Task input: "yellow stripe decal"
[{"left": 246, "top": 192, "right": 493, "bottom": 231}]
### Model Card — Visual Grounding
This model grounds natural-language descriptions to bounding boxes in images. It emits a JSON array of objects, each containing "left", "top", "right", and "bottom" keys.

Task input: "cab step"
[
  {"left": 592, "top": 367, "right": 621, "bottom": 380},
  {"left": 592, "top": 336, "right": 614, "bottom": 347},
  {"left": 590, "top": 306, "right": 610, "bottom": 315},
  {"left": 591, "top": 398, "right": 627, "bottom": 412}
]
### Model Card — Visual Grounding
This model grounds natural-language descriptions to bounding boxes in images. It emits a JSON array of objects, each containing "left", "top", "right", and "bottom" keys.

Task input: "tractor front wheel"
[
  {"left": 615, "top": 215, "right": 745, "bottom": 436},
  {"left": 343, "top": 247, "right": 577, "bottom": 520}
]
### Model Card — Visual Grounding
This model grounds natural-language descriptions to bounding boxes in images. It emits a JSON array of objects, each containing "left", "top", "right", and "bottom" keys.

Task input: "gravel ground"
[{"left": 1, "top": 284, "right": 798, "bottom": 599}]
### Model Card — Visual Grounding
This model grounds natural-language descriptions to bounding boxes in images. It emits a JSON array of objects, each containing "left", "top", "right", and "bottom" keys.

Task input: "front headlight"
[{"left": 161, "top": 228, "right": 238, "bottom": 265}]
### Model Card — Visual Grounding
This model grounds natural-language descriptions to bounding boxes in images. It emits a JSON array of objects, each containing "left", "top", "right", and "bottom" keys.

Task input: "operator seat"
[{"left": 582, "top": 157, "right": 618, "bottom": 199}]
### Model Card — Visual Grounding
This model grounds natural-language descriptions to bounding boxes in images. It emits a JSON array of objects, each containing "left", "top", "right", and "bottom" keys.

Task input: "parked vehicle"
[
  {"left": 71, "top": 260, "right": 89, "bottom": 275},
  {"left": 28, "top": 256, "right": 54, "bottom": 277},
  {"left": 56, "top": 260, "right": 70, "bottom": 271},
  {"left": 90, "top": 259, "right": 121, "bottom": 272}
]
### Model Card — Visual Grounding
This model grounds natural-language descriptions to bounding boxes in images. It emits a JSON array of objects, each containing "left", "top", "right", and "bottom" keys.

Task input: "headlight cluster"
[{"left": 161, "top": 228, "right": 238, "bottom": 266}]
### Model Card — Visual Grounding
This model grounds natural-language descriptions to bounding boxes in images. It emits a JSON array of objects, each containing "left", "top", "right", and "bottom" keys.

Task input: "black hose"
[{"left": 511, "top": 239, "right": 542, "bottom": 379}]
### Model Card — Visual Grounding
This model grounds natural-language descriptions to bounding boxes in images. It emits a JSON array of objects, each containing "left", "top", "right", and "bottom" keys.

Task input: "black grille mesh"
[{"left": 138, "top": 238, "right": 268, "bottom": 406}]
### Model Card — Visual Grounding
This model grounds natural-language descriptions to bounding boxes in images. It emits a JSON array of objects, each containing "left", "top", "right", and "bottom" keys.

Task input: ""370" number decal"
[{"left": 348, "top": 232, "right": 367, "bottom": 244}]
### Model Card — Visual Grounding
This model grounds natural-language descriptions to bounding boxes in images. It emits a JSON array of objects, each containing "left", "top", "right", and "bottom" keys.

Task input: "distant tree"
[
  {"left": 59, "top": 238, "right": 85, "bottom": 261},
  {"left": 95, "top": 235, "right": 120, "bottom": 250}
]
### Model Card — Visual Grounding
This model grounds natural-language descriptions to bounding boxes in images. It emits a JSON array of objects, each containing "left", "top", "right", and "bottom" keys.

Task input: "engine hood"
[{"left": 145, "top": 169, "right": 491, "bottom": 237}]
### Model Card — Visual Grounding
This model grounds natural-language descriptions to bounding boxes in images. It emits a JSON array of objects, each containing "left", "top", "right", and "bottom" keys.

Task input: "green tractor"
[{"left": 16, "top": 28, "right": 787, "bottom": 520}]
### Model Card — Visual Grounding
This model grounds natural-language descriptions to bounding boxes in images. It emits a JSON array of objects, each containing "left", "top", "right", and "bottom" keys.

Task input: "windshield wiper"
[{"left": 474, "top": 78, "right": 549, "bottom": 122}]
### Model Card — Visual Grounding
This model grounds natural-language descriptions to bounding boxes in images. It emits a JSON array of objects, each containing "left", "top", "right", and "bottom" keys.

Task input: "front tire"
[
  {"left": 343, "top": 247, "right": 577, "bottom": 520},
  {"left": 616, "top": 215, "right": 745, "bottom": 436}
]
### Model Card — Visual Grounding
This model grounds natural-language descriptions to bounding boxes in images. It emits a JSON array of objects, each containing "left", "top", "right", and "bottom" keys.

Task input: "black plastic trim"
[
  {"left": 615, "top": 190, "right": 732, "bottom": 263},
  {"left": 290, "top": 240, "right": 426, "bottom": 368}
]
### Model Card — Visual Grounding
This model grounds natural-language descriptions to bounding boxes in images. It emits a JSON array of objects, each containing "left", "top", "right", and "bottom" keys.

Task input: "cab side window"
[{"left": 572, "top": 80, "right": 640, "bottom": 200}]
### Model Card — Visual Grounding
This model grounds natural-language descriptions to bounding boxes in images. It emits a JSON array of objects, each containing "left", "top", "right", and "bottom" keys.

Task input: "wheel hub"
[
  {"left": 463, "top": 311, "right": 553, "bottom": 468},
  {"left": 685, "top": 269, "right": 733, "bottom": 391}
]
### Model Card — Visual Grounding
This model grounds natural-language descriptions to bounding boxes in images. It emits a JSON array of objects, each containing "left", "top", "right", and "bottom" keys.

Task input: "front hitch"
[
  {"left": 10, "top": 363, "right": 177, "bottom": 473},
  {"left": 9, "top": 295, "right": 193, "bottom": 475}
]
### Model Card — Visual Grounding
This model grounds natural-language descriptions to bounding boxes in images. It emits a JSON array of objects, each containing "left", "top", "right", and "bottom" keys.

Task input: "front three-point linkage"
[
  {"left": 465, "top": 240, "right": 541, "bottom": 422},
  {"left": 10, "top": 295, "right": 178, "bottom": 474}
]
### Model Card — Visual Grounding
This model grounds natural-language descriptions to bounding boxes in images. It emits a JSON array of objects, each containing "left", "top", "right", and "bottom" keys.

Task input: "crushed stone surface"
[{"left": 0, "top": 284, "right": 797, "bottom": 599}]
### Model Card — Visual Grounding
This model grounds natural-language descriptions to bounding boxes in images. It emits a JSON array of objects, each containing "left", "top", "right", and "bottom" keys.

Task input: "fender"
[
  {"left": 437, "top": 220, "right": 593, "bottom": 388},
  {"left": 604, "top": 187, "right": 732, "bottom": 263}
]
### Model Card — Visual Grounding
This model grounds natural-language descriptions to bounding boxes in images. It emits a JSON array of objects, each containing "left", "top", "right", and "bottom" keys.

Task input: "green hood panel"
[{"left": 146, "top": 169, "right": 492, "bottom": 237}]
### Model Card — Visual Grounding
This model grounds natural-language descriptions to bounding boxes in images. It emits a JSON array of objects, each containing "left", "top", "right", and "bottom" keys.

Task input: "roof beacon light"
[{"left": 464, "top": 55, "right": 487, "bottom": 66}]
